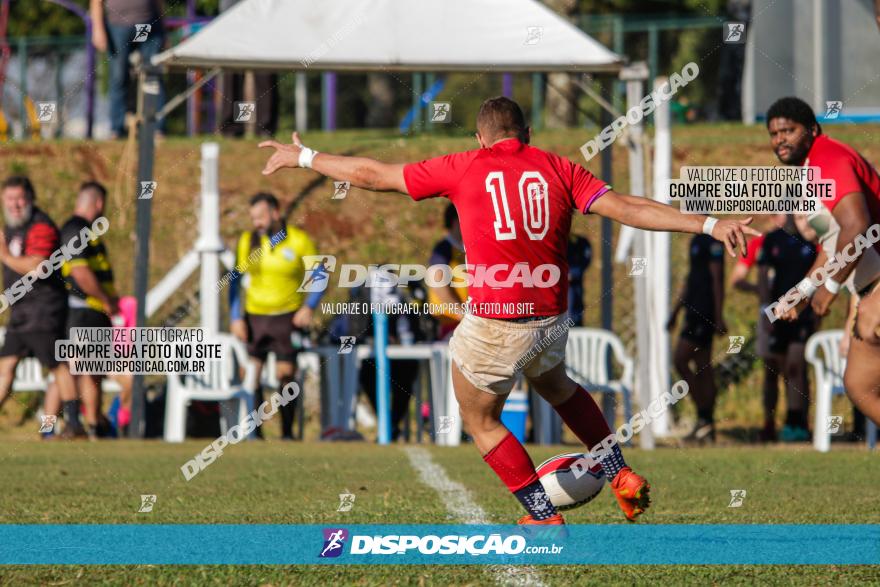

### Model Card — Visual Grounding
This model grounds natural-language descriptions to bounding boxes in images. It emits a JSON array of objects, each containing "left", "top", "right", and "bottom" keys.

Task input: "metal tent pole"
[
  {"left": 600, "top": 79, "right": 615, "bottom": 429},
  {"left": 130, "top": 66, "right": 160, "bottom": 438}
]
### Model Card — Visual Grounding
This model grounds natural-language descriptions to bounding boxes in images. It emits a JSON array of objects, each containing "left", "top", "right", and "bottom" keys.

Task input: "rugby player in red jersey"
[
  {"left": 767, "top": 97, "right": 880, "bottom": 427},
  {"left": 260, "top": 97, "right": 759, "bottom": 524}
]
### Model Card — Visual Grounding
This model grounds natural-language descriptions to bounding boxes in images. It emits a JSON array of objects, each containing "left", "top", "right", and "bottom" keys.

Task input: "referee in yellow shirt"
[{"left": 229, "top": 193, "right": 323, "bottom": 439}]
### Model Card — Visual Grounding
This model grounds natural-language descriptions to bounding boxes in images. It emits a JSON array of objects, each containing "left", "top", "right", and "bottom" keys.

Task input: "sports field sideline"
[{"left": 0, "top": 441, "right": 876, "bottom": 585}]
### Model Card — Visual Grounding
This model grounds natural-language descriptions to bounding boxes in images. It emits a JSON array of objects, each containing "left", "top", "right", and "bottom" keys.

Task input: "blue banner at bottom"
[{"left": 0, "top": 525, "right": 877, "bottom": 565}]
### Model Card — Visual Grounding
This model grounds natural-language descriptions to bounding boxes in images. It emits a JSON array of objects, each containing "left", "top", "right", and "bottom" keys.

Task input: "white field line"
[{"left": 403, "top": 446, "right": 548, "bottom": 587}]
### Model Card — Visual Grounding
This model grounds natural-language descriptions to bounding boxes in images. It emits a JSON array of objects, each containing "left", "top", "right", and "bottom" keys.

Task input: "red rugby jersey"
[
  {"left": 807, "top": 134, "right": 880, "bottom": 221},
  {"left": 403, "top": 138, "right": 610, "bottom": 318}
]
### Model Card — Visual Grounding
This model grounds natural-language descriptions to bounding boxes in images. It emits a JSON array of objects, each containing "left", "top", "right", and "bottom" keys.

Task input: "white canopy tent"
[{"left": 153, "top": 0, "right": 622, "bottom": 72}]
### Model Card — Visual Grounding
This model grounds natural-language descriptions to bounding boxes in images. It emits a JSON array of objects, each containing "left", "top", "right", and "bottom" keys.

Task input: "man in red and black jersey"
[
  {"left": 0, "top": 176, "right": 80, "bottom": 436},
  {"left": 259, "top": 97, "right": 758, "bottom": 524}
]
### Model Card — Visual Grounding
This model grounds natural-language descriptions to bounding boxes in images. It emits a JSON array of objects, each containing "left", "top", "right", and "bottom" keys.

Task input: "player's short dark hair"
[
  {"left": 79, "top": 180, "right": 107, "bottom": 200},
  {"left": 476, "top": 97, "right": 528, "bottom": 141},
  {"left": 249, "top": 192, "right": 280, "bottom": 210},
  {"left": 766, "top": 97, "right": 822, "bottom": 134},
  {"left": 2, "top": 175, "right": 36, "bottom": 201},
  {"left": 444, "top": 203, "right": 458, "bottom": 229}
]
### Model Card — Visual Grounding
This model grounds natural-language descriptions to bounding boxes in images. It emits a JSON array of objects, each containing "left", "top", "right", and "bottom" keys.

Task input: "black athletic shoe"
[
  {"left": 684, "top": 419, "right": 716, "bottom": 444},
  {"left": 58, "top": 426, "right": 88, "bottom": 440}
]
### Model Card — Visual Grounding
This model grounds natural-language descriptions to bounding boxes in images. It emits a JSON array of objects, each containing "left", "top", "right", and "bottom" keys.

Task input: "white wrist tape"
[
  {"left": 702, "top": 217, "right": 718, "bottom": 236},
  {"left": 797, "top": 277, "right": 817, "bottom": 299},
  {"left": 824, "top": 277, "right": 841, "bottom": 295},
  {"left": 298, "top": 146, "right": 319, "bottom": 169}
]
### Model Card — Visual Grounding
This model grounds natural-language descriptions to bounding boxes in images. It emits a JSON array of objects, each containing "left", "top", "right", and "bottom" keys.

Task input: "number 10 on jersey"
[{"left": 485, "top": 171, "right": 550, "bottom": 241}]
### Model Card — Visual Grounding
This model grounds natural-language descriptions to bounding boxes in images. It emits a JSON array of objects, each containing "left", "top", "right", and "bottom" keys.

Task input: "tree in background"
[
  {"left": 543, "top": 0, "right": 578, "bottom": 129},
  {"left": 366, "top": 73, "right": 394, "bottom": 129}
]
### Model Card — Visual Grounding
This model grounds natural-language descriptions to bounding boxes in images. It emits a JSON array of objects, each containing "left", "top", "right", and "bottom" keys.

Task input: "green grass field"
[{"left": 0, "top": 440, "right": 877, "bottom": 585}]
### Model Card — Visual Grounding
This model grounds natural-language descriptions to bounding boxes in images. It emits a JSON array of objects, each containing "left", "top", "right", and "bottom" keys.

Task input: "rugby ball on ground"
[{"left": 536, "top": 452, "right": 606, "bottom": 510}]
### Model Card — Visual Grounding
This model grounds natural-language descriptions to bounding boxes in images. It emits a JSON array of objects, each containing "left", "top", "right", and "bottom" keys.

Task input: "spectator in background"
[
  {"left": 426, "top": 204, "right": 468, "bottom": 339},
  {"left": 230, "top": 193, "right": 322, "bottom": 440},
  {"left": 758, "top": 216, "right": 819, "bottom": 442},
  {"left": 90, "top": 0, "right": 165, "bottom": 138},
  {"left": 0, "top": 177, "right": 81, "bottom": 437},
  {"left": 668, "top": 233, "right": 726, "bottom": 443},
  {"left": 716, "top": 0, "right": 751, "bottom": 120},
  {"left": 728, "top": 214, "right": 785, "bottom": 442},
  {"left": 217, "top": 0, "right": 279, "bottom": 136},
  {"left": 329, "top": 269, "right": 424, "bottom": 442},
  {"left": 60, "top": 181, "right": 118, "bottom": 438},
  {"left": 567, "top": 233, "right": 592, "bottom": 326}
]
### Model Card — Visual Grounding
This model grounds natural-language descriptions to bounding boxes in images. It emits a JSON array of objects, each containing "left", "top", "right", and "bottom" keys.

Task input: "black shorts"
[
  {"left": 680, "top": 313, "right": 716, "bottom": 346},
  {"left": 768, "top": 317, "right": 815, "bottom": 355},
  {"left": 67, "top": 307, "right": 113, "bottom": 334},
  {"left": 245, "top": 312, "right": 297, "bottom": 362},
  {"left": 0, "top": 329, "right": 65, "bottom": 368}
]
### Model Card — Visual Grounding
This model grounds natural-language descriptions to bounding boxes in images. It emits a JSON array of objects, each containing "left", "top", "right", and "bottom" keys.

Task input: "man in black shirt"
[
  {"left": 567, "top": 233, "right": 593, "bottom": 326},
  {"left": 668, "top": 234, "right": 726, "bottom": 442},
  {"left": 0, "top": 176, "right": 80, "bottom": 436},
  {"left": 60, "top": 182, "right": 118, "bottom": 437},
  {"left": 426, "top": 204, "right": 467, "bottom": 340},
  {"left": 758, "top": 217, "right": 818, "bottom": 442}
]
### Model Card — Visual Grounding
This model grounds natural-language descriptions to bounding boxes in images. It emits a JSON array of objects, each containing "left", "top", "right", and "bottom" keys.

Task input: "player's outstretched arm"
[
  {"left": 589, "top": 190, "right": 761, "bottom": 257},
  {"left": 259, "top": 132, "right": 409, "bottom": 194}
]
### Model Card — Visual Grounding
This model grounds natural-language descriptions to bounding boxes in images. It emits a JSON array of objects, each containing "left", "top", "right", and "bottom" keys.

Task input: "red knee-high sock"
[
  {"left": 554, "top": 385, "right": 628, "bottom": 478},
  {"left": 483, "top": 431, "right": 557, "bottom": 520},
  {"left": 554, "top": 385, "right": 613, "bottom": 446}
]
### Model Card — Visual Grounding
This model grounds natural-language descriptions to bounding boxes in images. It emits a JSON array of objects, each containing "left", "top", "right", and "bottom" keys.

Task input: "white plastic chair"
[
  {"left": 11, "top": 357, "right": 49, "bottom": 392},
  {"left": 806, "top": 330, "right": 877, "bottom": 452},
  {"left": 564, "top": 328, "right": 635, "bottom": 429},
  {"left": 163, "top": 333, "right": 256, "bottom": 443}
]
